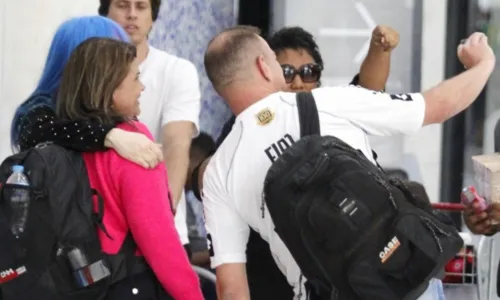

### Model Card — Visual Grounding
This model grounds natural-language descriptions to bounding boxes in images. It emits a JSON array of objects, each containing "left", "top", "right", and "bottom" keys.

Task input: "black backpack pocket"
[
  {"left": 36, "top": 251, "right": 110, "bottom": 300},
  {"left": 0, "top": 198, "right": 19, "bottom": 283},
  {"left": 394, "top": 213, "right": 463, "bottom": 280},
  {"left": 347, "top": 212, "right": 462, "bottom": 300}
]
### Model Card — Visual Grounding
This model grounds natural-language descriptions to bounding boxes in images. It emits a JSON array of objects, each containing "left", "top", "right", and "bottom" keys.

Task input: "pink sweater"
[{"left": 83, "top": 121, "right": 203, "bottom": 299}]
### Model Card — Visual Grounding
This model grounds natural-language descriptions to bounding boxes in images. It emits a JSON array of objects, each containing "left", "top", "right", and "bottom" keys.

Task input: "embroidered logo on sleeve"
[
  {"left": 256, "top": 108, "right": 275, "bottom": 126},
  {"left": 390, "top": 94, "right": 413, "bottom": 101}
]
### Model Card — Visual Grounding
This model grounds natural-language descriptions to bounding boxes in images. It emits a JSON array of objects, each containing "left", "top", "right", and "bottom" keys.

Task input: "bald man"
[{"left": 202, "top": 25, "right": 495, "bottom": 299}]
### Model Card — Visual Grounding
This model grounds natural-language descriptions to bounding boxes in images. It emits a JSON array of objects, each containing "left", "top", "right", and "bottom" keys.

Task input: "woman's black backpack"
[
  {"left": 263, "top": 92, "right": 463, "bottom": 300},
  {"left": 0, "top": 144, "right": 144, "bottom": 300}
]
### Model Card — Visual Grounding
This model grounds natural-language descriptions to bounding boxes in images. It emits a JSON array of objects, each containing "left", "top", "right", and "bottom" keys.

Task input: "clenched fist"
[
  {"left": 463, "top": 202, "right": 495, "bottom": 235},
  {"left": 458, "top": 32, "right": 495, "bottom": 69},
  {"left": 371, "top": 25, "right": 399, "bottom": 52}
]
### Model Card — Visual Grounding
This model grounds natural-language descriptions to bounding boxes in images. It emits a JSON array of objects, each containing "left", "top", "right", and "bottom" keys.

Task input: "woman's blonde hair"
[{"left": 56, "top": 37, "right": 136, "bottom": 124}]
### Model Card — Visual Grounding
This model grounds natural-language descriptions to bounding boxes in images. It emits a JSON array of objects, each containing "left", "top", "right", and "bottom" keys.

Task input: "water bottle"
[
  {"left": 6, "top": 165, "right": 30, "bottom": 236},
  {"left": 67, "top": 247, "right": 111, "bottom": 287}
]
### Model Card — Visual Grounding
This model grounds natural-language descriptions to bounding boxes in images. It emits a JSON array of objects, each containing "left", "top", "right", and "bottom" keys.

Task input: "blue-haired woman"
[{"left": 10, "top": 16, "right": 162, "bottom": 168}]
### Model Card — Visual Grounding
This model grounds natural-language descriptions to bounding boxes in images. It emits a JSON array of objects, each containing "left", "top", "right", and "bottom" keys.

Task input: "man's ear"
[{"left": 256, "top": 55, "right": 272, "bottom": 82}]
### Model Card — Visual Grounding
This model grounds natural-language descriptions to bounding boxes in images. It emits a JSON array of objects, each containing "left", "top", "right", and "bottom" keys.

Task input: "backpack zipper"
[
  {"left": 260, "top": 189, "right": 266, "bottom": 218},
  {"left": 297, "top": 273, "right": 304, "bottom": 300}
]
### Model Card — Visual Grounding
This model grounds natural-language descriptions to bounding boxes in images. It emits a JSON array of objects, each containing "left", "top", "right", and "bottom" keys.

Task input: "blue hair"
[{"left": 11, "top": 15, "right": 130, "bottom": 150}]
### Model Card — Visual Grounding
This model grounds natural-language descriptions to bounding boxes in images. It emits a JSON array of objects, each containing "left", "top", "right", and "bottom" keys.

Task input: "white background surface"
[{"left": 0, "top": 0, "right": 99, "bottom": 160}]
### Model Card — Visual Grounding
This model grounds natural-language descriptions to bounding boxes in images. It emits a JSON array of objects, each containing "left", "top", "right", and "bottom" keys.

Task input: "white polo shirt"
[
  {"left": 138, "top": 46, "right": 200, "bottom": 245},
  {"left": 202, "top": 86, "right": 425, "bottom": 298}
]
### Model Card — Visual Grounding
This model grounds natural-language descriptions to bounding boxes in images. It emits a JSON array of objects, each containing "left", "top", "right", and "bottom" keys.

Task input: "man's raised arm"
[{"left": 422, "top": 32, "right": 495, "bottom": 125}]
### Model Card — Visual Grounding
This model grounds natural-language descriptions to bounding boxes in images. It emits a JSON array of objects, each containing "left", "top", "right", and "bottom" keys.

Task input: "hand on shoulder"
[{"left": 105, "top": 121, "right": 163, "bottom": 169}]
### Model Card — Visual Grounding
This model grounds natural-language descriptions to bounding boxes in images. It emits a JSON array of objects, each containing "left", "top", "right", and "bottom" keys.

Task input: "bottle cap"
[{"left": 12, "top": 165, "right": 24, "bottom": 173}]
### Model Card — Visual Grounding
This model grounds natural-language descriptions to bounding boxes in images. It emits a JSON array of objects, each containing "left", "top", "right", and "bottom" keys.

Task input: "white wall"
[
  {"left": 403, "top": 0, "right": 447, "bottom": 202},
  {"left": 0, "top": 0, "right": 99, "bottom": 161}
]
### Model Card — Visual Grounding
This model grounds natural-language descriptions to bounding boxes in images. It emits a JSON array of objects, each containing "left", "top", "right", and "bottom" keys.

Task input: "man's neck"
[
  {"left": 135, "top": 41, "right": 150, "bottom": 64},
  {"left": 225, "top": 82, "right": 279, "bottom": 116}
]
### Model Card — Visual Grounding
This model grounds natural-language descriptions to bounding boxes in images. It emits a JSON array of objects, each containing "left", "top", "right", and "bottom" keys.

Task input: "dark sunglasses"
[{"left": 281, "top": 63, "right": 323, "bottom": 84}]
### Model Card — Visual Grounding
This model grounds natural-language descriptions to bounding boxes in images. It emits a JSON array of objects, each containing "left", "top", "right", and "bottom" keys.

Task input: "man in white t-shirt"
[
  {"left": 202, "top": 25, "right": 495, "bottom": 299},
  {"left": 99, "top": 0, "right": 200, "bottom": 249}
]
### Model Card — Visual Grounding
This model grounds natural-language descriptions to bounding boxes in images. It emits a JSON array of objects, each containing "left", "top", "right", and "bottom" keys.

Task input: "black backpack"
[
  {"left": 0, "top": 143, "right": 146, "bottom": 300},
  {"left": 263, "top": 92, "right": 463, "bottom": 300}
]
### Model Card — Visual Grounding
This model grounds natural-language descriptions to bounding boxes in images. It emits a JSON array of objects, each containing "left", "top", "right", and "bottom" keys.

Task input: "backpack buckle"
[{"left": 35, "top": 142, "right": 53, "bottom": 149}]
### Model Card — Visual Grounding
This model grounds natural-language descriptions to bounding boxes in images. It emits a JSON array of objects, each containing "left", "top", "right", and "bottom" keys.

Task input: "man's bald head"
[{"left": 204, "top": 25, "right": 263, "bottom": 91}]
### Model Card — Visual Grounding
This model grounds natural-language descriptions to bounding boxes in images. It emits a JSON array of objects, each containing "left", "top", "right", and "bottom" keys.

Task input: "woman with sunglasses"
[
  {"left": 268, "top": 25, "right": 399, "bottom": 92},
  {"left": 269, "top": 26, "right": 325, "bottom": 92}
]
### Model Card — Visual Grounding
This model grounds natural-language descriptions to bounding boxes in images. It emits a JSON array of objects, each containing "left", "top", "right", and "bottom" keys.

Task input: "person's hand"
[
  {"left": 457, "top": 32, "right": 495, "bottom": 69},
  {"left": 105, "top": 128, "right": 163, "bottom": 168},
  {"left": 463, "top": 201, "right": 496, "bottom": 235},
  {"left": 371, "top": 25, "right": 399, "bottom": 52},
  {"left": 487, "top": 202, "right": 500, "bottom": 226}
]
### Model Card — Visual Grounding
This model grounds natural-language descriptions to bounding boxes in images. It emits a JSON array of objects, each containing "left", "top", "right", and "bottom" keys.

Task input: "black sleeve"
[
  {"left": 349, "top": 74, "right": 360, "bottom": 86},
  {"left": 215, "top": 115, "right": 236, "bottom": 148},
  {"left": 17, "top": 105, "right": 115, "bottom": 152}
]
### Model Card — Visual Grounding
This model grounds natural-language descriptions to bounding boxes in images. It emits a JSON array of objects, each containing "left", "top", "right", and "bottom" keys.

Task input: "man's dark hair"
[
  {"left": 98, "top": 0, "right": 161, "bottom": 21},
  {"left": 204, "top": 25, "right": 262, "bottom": 90},
  {"left": 267, "top": 26, "right": 324, "bottom": 68},
  {"left": 191, "top": 132, "right": 216, "bottom": 157}
]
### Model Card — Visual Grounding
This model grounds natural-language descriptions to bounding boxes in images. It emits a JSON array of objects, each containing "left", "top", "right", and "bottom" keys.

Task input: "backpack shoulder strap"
[
  {"left": 296, "top": 92, "right": 320, "bottom": 137},
  {"left": 296, "top": 92, "right": 384, "bottom": 170}
]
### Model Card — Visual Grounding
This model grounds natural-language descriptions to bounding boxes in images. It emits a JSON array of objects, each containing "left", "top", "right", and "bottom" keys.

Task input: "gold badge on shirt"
[{"left": 256, "top": 108, "right": 274, "bottom": 126}]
